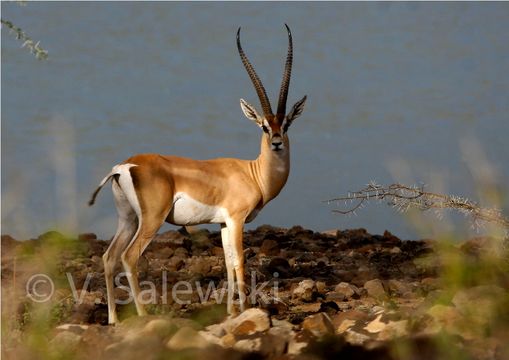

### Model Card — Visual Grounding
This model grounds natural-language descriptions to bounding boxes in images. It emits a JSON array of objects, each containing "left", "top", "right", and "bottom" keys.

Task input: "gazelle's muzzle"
[{"left": 271, "top": 134, "right": 284, "bottom": 151}]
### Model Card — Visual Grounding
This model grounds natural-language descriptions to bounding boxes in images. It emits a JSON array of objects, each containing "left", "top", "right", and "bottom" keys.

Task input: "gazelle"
[{"left": 89, "top": 24, "right": 306, "bottom": 324}]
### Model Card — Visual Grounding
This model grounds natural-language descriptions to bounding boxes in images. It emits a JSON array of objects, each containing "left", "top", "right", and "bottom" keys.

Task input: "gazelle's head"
[{"left": 237, "top": 24, "right": 307, "bottom": 152}]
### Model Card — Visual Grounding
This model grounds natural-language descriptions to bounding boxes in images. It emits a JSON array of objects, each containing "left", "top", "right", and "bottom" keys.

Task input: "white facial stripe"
[
  {"left": 281, "top": 119, "right": 288, "bottom": 133},
  {"left": 262, "top": 119, "right": 272, "bottom": 135}
]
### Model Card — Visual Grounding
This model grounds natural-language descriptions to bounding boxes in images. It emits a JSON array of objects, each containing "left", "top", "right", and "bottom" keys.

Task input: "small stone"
[
  {"left": 233, "top": 338, "right": 262, "bottom": 353},
  {"left": 452, "top": 285, "right": 504, "bottom": 325},
  {"left": 168, "top": 256, "right": 185, "bottom": 271},
  {"left": 288, "top": 331, "right": 312, "bottom": 355},
  {"left": 421, "top": 277, "right": 441, "bottom": 291},
  {"left": 260, "top": 239, "right": 280, "bottom": 256},
  {"left": 387, "top": 279, "right": 412, "bottom": 296},
  {"left": 223, "top": 308, "right": 270, "bottom": 336},
  {"left": 56, "top": 324, "right": 89, "bottom": 335},
  {"left": 152, "top": 247, "right": 174, "bottom": 259},
  {"left": 78, "top": 233, "right": 97, "bottom": 241},
  {"left": 344, "top": 330, "right": 371, "bottom": 345},
  {"left": 174, "top": 247, "right": 188, "bottom": 257},
  {"left": 325, "top": 291, "right": 346, "bottom": 302},
  {"left": 377, "top": 319, "right": 408, "bottom": 341},
  {"left": 204, "top": 323, "right": 226, "bottom": 338},
  {"left": 166, "top": 326, "right": 209, "bottom": 350},
  {"left": 319, "top": 301, "right": 340, "bottom": 315},
  {"left": 316, "top": 281, "right": 327, "bottom": 294},
  {"left": 390, "top": 247, "right": 402, "bottom": 254},
  {"left": 293, "top": 279, "right": 317, "bottom": 302},
  {"left": 188, "top": 256, "right": 212, "bottom": 275},
  {"left": 334, "top": 282, "right": 360, "bottom": 299},
  {"left": 143, "top": 318, "right": 176, "bottom": 339},
  {"left": 50, "top": 331, "right": 81, "bottom": 350},
  {"left": 364, "top": 279, "right": 387, "bottom": 299},
  {"left": 211, "top": 246, "right": 224, "bottom": 256},
  {"left": 267, "top": 257, "right": 292, "bottom": 278},
  {"left": 332, "top": 310, "right": 368, "bottom": 333},
  {"left": 426, "top": 304, "right": 463, "bottom": 335},
  {"left": 220, "top": 333, "right": 236, "bottom": 347},
  {"left": 364, "top": 314, "right": 386, "bottom": 333},
  {"left": 301, "top": 313, "right": 335, "bottom": 337}
]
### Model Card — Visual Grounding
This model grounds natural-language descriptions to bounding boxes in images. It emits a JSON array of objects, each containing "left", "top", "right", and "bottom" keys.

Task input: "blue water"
[{"left": 2, "top": 2, "right": 509, "bottom": 240}]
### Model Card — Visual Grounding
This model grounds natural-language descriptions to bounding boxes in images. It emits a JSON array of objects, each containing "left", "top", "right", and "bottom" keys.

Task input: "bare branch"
[
  {"left": 326, "top": 182, "right": 509, "bottom": 231},
  {"left": 1, "top": 18, "right": 48, "bottom": 60}
]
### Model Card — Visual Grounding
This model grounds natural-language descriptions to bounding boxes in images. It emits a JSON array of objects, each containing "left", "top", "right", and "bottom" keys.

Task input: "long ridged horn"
[
  {"left": 277, "top": 24, "right": 293, "bottom": 117},
  {"left": 237, "top": 27, "right": 273, "bottom": 117}
]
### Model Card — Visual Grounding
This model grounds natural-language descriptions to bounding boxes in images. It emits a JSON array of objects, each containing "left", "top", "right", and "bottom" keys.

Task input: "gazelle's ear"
[
  {"left": 240, "top": 99, "right": 262, "bottom": 124},
  {"left": 286, "top": 95, "right": 307, "bottom": 124}
]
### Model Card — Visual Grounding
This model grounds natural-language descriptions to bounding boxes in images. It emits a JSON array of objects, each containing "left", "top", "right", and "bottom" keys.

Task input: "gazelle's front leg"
[
  {"left": 221, "top": 225, "right": 235, "bottom": 314},
  {"left": 225, "top": 218, "right": 247, "bottom": 312}
]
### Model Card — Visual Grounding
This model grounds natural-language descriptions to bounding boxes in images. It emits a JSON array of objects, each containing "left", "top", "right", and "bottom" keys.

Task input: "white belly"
[{"left": 167, "top": 192, "right": 226, "bottom": 225}]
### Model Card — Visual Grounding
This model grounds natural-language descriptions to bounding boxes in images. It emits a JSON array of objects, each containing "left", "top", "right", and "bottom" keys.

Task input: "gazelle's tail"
[{"left": 88, "top": 170, "right": 117, "bottom": 206}]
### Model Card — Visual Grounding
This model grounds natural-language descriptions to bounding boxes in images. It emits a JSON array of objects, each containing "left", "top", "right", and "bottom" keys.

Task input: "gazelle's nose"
[{"left": 272, "top": 140, "right": 283, "bottom": 151}]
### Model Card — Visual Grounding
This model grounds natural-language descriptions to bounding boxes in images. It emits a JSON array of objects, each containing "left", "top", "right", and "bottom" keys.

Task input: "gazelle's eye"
[{"left": 261, "top": 125, "right": 269, "bottom": 133}]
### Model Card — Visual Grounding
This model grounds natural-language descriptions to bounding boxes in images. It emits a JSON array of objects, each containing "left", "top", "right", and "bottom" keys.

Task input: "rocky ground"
[{"left": 1, "top": 225, "right": 508, "bottom": 359}]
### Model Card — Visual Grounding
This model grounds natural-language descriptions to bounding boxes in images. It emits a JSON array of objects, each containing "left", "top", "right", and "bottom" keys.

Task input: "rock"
[
  {"left": 451, "top": 285, "right": 504, "bottom": 323},
  {"left": 188, "top": 256, "right": 212, "bottom": 275},
  {"left": 50, "top": 330, "right": 81, "bottom": 350},
  {"left": 316, "top": 281, "right": 327, "bottom": 294},
  {"left": 344, "top": 330, "right": 371, "bottom": 345},
  {"left": 223, "top": 308, "right": 270, "bottom": 336},
  {"left": 220, "top": 333, "right": 236, "bottom": 347},
  {"left": 143, "top": 318, "right": 176, "bottom": 339},
  {"left": 152, "top": 247, "right": 174, "bottom": 259},
  {"left": 377, "top": 319, "right": 408, "bottom": 341},
  {"left": 167, "top": 256, "right": 185, "bottom": 271},
  {"left": 293, "top": 279, "right": 317, "bottom": 302},
  {"left": 91, "top": 255, "right": 104, "bottom": 272},
  {"left": 233, "top": 338, "right": 262, "bottom": 353},
  {"left": 166, "top": 326, "right": 209, "bottom": 350},
  {"left": 211, "top": 246, "right": 225, "bottom": 257},
  {"left": 204, "top": 323, "right": 226, "bottom": 338},
  {"left": 387, "top": 279, "right": 412, "bottom": 296},
  {"left": 174, "top": 247, "right": 188, "bottom": 258},
  {"left": 56, "top": 324, "right": 89, "bottom": 335},
  {"left": 265, "top": 327, "right": 293, "bottom": 357},
  {"left": 78, "top": 233, "right": 97, "bottom": 241},
  {"left": 426, "top": 304, "right": 463, "bottom": 336},
  {"left": 319, "top": 301, "right": 340, "bottom": 315},
  {"left": 334, "top": 282, "right": 360, "bottom": 299},
  {"left": 266, "top": 257, "right": 292, "bottom": 278},
  {"left": 332, "top": 310, "right": 368, "bottom": 333},
  {"left": 325, "top": 291, "right": 346, "bottom": 302},
  {"left": 301, "top": 313, "right": 335, "bottom": 337},
  {"left": 260, "top": 239, "right": 280, "bottom": 256},
  {"left": 364, "top": 279, "right": 387, "bottom": 299},
  {"left": 364, "top": 314, "right": 387, "bottom": 333},
  {"left": 421, "top": 277, "right": 441, "bottom": 292}
]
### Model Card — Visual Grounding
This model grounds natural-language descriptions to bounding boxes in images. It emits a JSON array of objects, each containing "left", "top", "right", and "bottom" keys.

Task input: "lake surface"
[{"left": 2, "top": 2, "right": 509, "bottom": 240}]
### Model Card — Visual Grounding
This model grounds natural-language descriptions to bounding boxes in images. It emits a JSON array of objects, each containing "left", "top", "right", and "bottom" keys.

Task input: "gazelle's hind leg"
[
  {"left": 121, "top": 211, "right": 168, "bottom": 316},
  {"left": 103, "top": 179, "right": 137, "bottom": 325}
]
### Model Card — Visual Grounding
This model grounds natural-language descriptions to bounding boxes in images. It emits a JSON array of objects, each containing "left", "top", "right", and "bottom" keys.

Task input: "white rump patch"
[
  {"left": 112, "top": 163, "right": 141, "bottom": 218},
  {"left": 168, "top": 192, "right": 227, "bottom": 225}
]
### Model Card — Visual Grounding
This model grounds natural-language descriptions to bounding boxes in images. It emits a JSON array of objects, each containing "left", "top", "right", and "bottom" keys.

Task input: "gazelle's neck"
[{"left": 252, "top": 133, "right": 290, "bottom": 205}]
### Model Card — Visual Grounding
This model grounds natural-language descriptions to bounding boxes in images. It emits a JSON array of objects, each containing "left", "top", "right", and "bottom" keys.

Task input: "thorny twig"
[
  {"left": 326, "top": 181, "right": 509, "bottom": 231},
  {"left": 1, "top": 18, "right": 48, "bottom": 60}
]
